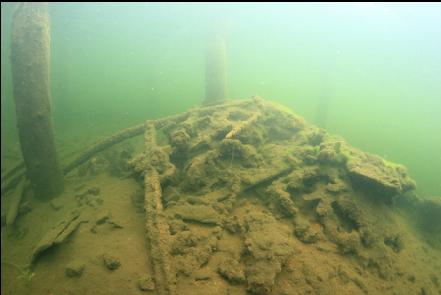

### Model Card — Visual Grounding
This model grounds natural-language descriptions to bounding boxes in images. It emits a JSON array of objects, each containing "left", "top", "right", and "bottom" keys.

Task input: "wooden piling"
[
  {"left": 10, "top": 3, "right": 64, "bottom": 200},
  {"left": 203, "top": 34, "right": 227, "bottom": 106}
]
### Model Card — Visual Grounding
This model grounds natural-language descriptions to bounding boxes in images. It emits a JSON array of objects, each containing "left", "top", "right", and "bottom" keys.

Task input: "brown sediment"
[{"left": 10, "top": 3, "right": 64, "bottom": 200}]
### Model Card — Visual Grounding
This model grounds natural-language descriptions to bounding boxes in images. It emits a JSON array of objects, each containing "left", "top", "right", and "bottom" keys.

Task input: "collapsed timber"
[{"left": 1, "top": 99, "right": 256, "bottom": 197}]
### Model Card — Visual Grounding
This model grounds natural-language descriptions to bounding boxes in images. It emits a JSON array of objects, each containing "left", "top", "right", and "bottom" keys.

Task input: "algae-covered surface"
[{"left": 1, "top": 99, "right": 440, "bottom": 295}]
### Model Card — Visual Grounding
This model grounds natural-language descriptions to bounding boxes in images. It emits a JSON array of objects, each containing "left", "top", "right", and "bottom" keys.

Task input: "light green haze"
[{"left": 1, "top": 2, "right": 440, "bottom": 196}]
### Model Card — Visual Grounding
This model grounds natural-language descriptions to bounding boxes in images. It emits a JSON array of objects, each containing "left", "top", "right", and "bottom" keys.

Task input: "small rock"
[
  {"left": 103, "top": 254, "right": 120, "bottom": 270},
  {"left": 194, "top": 269, "right": 211, "bottom": 281},
  {"left": 65, "top": 261, "right": 85, "bottom": 277},
  {"left": 18, "top": 201, "right": 32, "bottom": 216},
  {"left": 88, "top": 187, "right": 100, "bottom": 196},
  {"left": 168, "top": 219, "right": 188, "bottom": 235},
  {"left": 138, "top": 274, "right": 155, "bottom": 291},
  {"left": 50, "top": 197, "right": 64, "bottom": 211},
  {"left": 217, "top": 258, "right": 245, "bottom": 284},
  {"left": 108, "top": 220, "right": 124, "bottom": 229},
  {"left": 384, "top": 234, "right": 404, "bottom": 253},
  {"left": 326, "top": 180, "right": 347, "bottom": 194},
  {"left": 96, "top": 211, "right": 111, "bottom": 225},
  {"left": 87, "top": 196, "right": 103, "bottom": 208},
  {"left": 294, "top": 224, "right": 321, "bottom": 244}
]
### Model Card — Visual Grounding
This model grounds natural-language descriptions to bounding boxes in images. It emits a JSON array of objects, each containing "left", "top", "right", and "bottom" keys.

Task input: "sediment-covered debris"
[
  {"left": 50, "top": 197, "right": 65, "bottom": 211},
  {"left": 124, "top": 99, "right": 441, "bottom": 294},
  {"left": 168, "top": 203, "right": 223, "bottom": 225},
  {"left": 103, "top": 254, "right": 120, "bottom": 270},
  {"left": 141, "top": 122, "right": 177, "bottom": 295},
  {"left": 5, "top": 178, "right": 28, "bottom": 226},
  {"left": 31, "top": 210, "right": 88, "bottom": 265},
  {"left": 138, "top": 273, "right": 156, "bottom": 291},
  {"left": 346, "top": 152, "right": 416, "bottom": 204},
  {"left": 65, "top": 261, "right": 85, "bottom": 277},
  {"left": 4, "top": 99, "right": 438, "bottom": 294},
  {"left": 8, "top": 98, "right": 431, "bottom": 294}
]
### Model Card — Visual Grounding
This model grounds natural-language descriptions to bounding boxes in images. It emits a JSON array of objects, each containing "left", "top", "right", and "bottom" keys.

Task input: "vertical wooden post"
[
  {"left": 315, "top": 87, "right": 330, "bottom": 129},
  {"left": 10, "top": 2, "right": 64, "bottom": 200},
  {"left": 203, "top": 34, "right": 227, "bottom": 106}
]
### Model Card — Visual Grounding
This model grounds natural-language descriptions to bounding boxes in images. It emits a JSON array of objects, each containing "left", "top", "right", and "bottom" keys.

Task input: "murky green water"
[{"left": 1, "top": 2, "right": 440, "bottom": 196}]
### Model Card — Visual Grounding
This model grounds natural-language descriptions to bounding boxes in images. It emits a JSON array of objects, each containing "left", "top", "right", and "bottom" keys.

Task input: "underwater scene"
[{"left": 1, "top": 2, "right": 440, "bottom": 295}]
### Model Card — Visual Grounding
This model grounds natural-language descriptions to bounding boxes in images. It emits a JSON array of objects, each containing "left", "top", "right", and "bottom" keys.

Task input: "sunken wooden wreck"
[{"left": 2, "top": 98, "right": 440, "bottom": 295}]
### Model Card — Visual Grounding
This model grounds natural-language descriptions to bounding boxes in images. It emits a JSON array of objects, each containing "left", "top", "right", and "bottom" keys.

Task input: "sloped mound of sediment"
[
  {"left": 2, "top": 98, "right": 440, "bottom": 295},
  {"left": 128, "top": 98, "right": 441, "bottom": 294}
]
